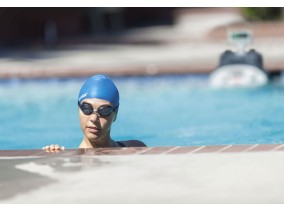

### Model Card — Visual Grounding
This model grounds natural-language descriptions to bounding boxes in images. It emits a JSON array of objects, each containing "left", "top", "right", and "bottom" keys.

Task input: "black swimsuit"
[
  {"left": 116, "top": 140, "right": 146, "bottom": 147},
  {"left": 116, "top": 141, "right": 127, "bottom": 147}
]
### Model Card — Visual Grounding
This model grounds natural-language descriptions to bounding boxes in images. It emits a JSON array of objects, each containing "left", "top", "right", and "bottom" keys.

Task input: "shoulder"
[{"left": 116, "top": 140, "right": 147, "bottom": 147}]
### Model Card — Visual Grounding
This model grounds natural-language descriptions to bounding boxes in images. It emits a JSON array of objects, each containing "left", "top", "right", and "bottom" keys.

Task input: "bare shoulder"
[{"left": 117, "top": 140, "right": 147, "bottom": 147}]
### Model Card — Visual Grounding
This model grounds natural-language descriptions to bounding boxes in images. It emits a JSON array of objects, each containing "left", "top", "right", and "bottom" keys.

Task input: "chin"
[
  {"left": 89, "top": 135, "right": 100, "bottom": 141},
  {"left": 85, "top": 130, "right": 100, "bottom": 138}
]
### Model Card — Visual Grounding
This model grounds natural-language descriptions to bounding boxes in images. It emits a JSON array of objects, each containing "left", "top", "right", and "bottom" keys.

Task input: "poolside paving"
[{"left": 1, "top": 145, "right": 284, "bottom": 203}]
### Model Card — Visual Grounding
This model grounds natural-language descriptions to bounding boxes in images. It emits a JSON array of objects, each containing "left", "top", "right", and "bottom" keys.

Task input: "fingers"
[{"left": 42, "top": 144, "right": 65, "bottom": 153}]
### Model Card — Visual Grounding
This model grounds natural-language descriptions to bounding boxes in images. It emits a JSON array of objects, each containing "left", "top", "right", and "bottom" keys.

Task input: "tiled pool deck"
[
  {"left": 1, "top": 144, "right": 284, "bottom": 203},
  {"left": 1, "top": 144, "right": 284, "bottom": 157}
]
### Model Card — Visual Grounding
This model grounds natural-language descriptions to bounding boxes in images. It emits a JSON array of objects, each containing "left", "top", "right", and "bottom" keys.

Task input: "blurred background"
[{"left": 0, "top": 7, "right": 284, "bottom": 78}]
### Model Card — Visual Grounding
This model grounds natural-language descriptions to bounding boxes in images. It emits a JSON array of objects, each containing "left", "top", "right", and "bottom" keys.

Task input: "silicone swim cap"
[{"left": 78, "top": 74, "right": 119, "bottom": 107}]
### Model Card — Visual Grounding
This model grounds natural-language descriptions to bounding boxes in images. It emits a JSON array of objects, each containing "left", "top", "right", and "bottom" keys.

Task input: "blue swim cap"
[{"left": 78, "top": 74, "right": 119, "bottom": 107}]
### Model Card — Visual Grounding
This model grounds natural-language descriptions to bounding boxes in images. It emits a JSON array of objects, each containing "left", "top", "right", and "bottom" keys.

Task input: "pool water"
[{"left": 1, "top": 75, "right": 284, "bottom": 150}]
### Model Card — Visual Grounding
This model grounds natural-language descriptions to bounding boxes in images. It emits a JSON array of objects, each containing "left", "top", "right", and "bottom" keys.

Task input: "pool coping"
[
  {"left": 2, "top": 143, "right": 284, "bottom": 203},
  {"left": 1, "top": 144, "right": 284, "bottom": 157}
]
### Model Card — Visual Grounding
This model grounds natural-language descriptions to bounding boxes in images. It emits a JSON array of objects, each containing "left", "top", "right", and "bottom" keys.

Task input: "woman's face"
[{"left": 79, "top": 98, "right": 117, "bottom": 145}]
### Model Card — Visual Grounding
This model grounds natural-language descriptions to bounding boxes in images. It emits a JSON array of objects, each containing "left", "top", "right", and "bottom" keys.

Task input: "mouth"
[{"left": 87, "top": 126, "right": 100, "bottom": 133}]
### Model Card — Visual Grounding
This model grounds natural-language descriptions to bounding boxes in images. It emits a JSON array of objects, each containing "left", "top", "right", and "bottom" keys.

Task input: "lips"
[{"left": 87, "top": 126, "right": 100, "bottom": 133}]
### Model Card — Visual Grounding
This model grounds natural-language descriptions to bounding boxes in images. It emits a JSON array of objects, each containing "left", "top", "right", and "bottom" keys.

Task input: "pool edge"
[{"left": 1, "top": 144, "right": 284, "bottom": 157}]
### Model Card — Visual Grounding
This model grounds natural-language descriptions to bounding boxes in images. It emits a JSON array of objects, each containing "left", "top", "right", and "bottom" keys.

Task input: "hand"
[{"left": 42, "top": 144, "right": 65, "bottom": 153}]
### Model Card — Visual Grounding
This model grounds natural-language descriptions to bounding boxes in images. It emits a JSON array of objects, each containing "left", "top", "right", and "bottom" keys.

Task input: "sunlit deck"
[{"left": 1, "top": 144, "right": 284, "bottom": 203}]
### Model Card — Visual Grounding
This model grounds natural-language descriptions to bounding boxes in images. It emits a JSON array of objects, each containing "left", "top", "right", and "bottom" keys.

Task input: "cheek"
[
  {"left": 100, "top": 118, "right": 111, "bottom": 128},
  {"left": 79, "top": 112, "right": 88, "bottom": 128},
  {"left": 100, "top": 116, "right": 115, "bottom": 129}
]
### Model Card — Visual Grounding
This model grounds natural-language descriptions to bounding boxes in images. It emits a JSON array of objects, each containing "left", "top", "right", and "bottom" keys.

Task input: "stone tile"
[
  {"left": 221, "top": 145, "right": 256, "bottom": 153},
  {"left": 274, "top": 145, "right": 284, "bottom": 151},
  {"left": 14, "top": 150, "right": 44, "bottom": 156},
  {"left": 0, "top": 150, "right": 22, "bottom": 157},
  {"left": 167, "top": 146, "right": 204, "bottom": 154},
  {"left": 195, "top": 145, "right": 228, "bottom": 153},
  {"left": 248, "top": 144, "right": 283, "bottom": 152},
  {"left": 139, "top": 147, "right": 175, "bottom": 155},
  {"left": 0, "top": 150, "right": 50, "bottom": 157},
  {"left": 37, "top": 149, "right": 85, "bottom": 157},
  {"left": 83, "top": 147, "right": 148, "bottom": 156}
]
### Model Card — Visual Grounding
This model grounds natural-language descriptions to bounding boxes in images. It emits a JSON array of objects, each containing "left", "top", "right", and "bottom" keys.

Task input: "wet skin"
[{"left": 78, "top": 98, "right": 120, "bottom": 148}]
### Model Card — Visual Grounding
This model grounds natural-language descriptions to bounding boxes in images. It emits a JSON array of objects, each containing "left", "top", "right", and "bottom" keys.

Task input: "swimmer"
[{"left": 43, "top": 74, "right": 146, "bottom": 152}]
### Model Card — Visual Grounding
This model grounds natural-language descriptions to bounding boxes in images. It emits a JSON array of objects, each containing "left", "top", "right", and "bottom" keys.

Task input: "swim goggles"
[{"left": 78, "top": 102, "right": 118, "bottom": 117}]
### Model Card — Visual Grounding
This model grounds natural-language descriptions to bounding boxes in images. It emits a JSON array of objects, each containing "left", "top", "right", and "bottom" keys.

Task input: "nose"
[{"left": 89, "top": 112, "right": 100, "bottom": 123}]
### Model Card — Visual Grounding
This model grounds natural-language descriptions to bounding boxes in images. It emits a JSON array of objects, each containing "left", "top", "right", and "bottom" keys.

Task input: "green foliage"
[{"left": 240, "top": 7, "right": 282, "bottom": 21}]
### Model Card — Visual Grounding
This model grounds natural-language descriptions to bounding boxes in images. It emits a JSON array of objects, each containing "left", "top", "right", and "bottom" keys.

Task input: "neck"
[{"left": 79, "top": 135, "right": 119, "bottom": 148}]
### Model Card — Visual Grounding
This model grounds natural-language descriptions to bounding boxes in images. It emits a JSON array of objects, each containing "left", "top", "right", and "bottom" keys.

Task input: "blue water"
[{"left": 1, "top": 75, "right": 284, "bottom": 150}]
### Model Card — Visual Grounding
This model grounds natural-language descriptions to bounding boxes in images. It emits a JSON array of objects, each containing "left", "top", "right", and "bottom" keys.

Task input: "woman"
[{"left": 44, "top": 74, "right": 146, "bottom": 151}]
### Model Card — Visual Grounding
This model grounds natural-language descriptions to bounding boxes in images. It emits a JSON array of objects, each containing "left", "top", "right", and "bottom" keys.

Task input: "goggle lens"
[
  {"left": 79, "top": 103, "right": 115, "bottom": 117},
  {"left": 97, "top": 106, "right": 114, "bottom": 117}
]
